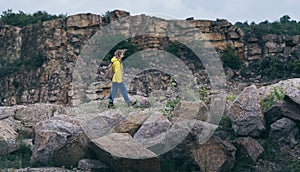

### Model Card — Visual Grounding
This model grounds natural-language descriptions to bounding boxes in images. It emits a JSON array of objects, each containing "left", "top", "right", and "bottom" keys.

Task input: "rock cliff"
[{"left": 0, "top": 10, "right": 299, "bottom": 106}]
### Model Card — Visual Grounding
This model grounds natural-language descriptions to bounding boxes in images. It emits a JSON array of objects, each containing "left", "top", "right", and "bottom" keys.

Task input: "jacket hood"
[{"left": 111, "top": 56, "right": 119, "bottom": 63}]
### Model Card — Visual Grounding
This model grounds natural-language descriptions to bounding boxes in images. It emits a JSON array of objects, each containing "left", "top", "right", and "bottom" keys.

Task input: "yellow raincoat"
[{"left": 111, "top": 56, "right": 123, "bottom": 83}]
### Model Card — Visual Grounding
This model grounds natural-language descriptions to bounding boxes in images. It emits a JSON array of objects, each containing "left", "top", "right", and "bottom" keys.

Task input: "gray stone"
[
  {"left": 285, "top": 86, "right": 300, "bottom": 105},
  {"left": 113, "top": 109, "right": 151, "bottom": 136},
  {"left": 227, "top": 85, "right": 265, "bottom": 136},
  {"left": 270, "top": 117, "right": 299, "bottom": 142},
  {"left": 292, "top": 44, "right": 300, "bottom": 58},
  {"left": 234, "top": 137, "right": 264, "bottom": 162},
  {"left": 66, "top": 13, "right": 102, "bottom": 28},
  {"left": 281, "top": 100, "right": 300, "bottom": 122},
  {"left": 0, "top": 121, "right": 19, "bottom": 155},
  {"left": 262, "top": 34, "right": 278, "bottom": 41},
  {"left": 78, "top": 159, "right": 109, "bottom": 171},
  {"left": 81, "top": 109, "right": 126, "bottom": 139},
  {"left": 190, "top": 135, "right": 236, "bottom": 172},
  {"left": 133, "top": 112, "right": 171, "bottom": 154},
  {"left": 164, "top": 119, "right": 218, "bottom": 161},
  {"left": 91, "top": 133, "right": 160, "bottom": 172},
  {"left": 0, "top": 106, "right": 16, "bottom": 120},
  {"left": 31, "top": 115, "right": 88, "bottom": 167},
  {"left": 173, "top": 100, "right": 209, "bottom": 121},
  {"left": 14, "top": 103, "right": 65, "bottom": 128},
  {"left": 292, "top": 35, "right": 300, "bottom": 44},
  {"left": 254, "top": 160, "right": 282, "bottom": 172},
  {"left": 265, "top": 41, "right": 281, "bottom": 53},
  {"left": 264, "top": 103, "right": 283, "bottom": 127}
]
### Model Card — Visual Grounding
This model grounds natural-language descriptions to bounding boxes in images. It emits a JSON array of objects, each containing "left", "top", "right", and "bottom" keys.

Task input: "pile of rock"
[{"left": 0, "top": 78, "right": 299, "bottom": 171}]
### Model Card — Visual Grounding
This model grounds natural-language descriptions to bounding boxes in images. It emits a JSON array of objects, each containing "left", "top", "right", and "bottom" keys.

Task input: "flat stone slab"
[{"left": 91, "top": 133, "right": 160, "bottom": 172}]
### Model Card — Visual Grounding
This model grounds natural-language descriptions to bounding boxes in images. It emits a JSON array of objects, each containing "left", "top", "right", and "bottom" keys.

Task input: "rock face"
[
  {"left": 1, "top": 10, "right": 299, "bottom": 107},
  {"left": 91, "top": 133, "right": 160, "bottom": 172},
  {"left": 227, "top": 85, "right": 265, "bottom": 136}
]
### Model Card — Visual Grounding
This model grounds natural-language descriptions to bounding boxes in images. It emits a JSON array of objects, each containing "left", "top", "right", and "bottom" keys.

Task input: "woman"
[{"left": 108, "top": 49, "right": 136, "bottom": 108}]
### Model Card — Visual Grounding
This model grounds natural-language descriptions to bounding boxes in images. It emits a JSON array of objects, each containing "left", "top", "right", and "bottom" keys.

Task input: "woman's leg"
[
  {"left": 109, "top": 82, "right": 118, "bottom": 103},
  {"left": 119, "top": 82, "right": 130, "bottom": 103}
]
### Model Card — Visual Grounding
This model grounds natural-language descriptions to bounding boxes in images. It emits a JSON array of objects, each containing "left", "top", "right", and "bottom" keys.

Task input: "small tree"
[
  {"left": 221, "top": 46, "right": 242, "bottom": 70},
  {"left": 280, "top": 15, "right": 291, "bottom": 23}
]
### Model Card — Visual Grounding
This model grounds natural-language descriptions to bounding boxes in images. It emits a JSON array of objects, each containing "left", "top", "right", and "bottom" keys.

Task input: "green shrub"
[
  {"left": 1, "top": 9, "right": 66, "bottom": 27},
  {"left": 260, "top": 86, "right": 285, "bottom": 111},
  {"left": 166, "top": 41, "right": 182, "bottom": 57},
  {"left": 226, "top": 94, "right": 237, "bottom": 101},
  {"left": 234, "top": 15, "right": 300, "bottom": 36},
  {"left": 289, "top": 59, "right": 300, "bottom": 74},
  {"left": 245, "top": 55, "right": 293, "bottom": 81},
  {"left": 221, "top": 46, "right": 242, "bottom": 70},
  {"left": 0, "top": 143, "right": 32, "bottom": 169},
  {"left": 216, "top": 115, "right": 232, "bottom": 131},
  {"left": 162, "top": 98, "right": 181, "bottom": 120},
  {"left": 103, "top": 39, "right": 139, "bottom": 62},
  {"left": 260, "top": 55, "right": 291, "bottom": 80},
  {"left": 0, "top": 53, "right": 46, "bottom": 78},
  {"left": 198, "top": 86, "right": 210, "bottom": 102},
  {"left": 262, "top": 138, "right": 280, "bottom": 161}
]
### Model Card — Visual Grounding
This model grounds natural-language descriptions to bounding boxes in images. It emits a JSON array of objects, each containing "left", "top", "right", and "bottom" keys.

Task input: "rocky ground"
[{"left": 0, "top": 78, "right": 299, "bottom": 172}]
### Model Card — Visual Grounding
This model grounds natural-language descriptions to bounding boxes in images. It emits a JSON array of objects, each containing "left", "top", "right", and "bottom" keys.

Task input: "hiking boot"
[
  {"left": 127, "top": 100, "right": 137, "bottom": 107},
  {"left": 108, "top": 100, "right": 114, "bottom": 108}
]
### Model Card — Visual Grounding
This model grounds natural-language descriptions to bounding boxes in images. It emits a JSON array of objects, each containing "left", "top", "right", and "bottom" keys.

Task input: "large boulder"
[
  {"left": 173, "top": 100, "right": 209, "bottom": 121},
  {"left": 264, "top": 100, "right": 300, "bottom": 129},
  {"left": 258, "top": 78, "right": 300, "bottom": 100},
  {"left": 281, "top": 100, "right": 300, "bottom": 122},
  {"left": 31, "top": 115, "right": 89, "bottom": 167},
  {"left": 91, "top": 133, "right": 160, "bottom": 172},
  {"left": 80, "top": 109, "right": 126, "bottom": 139},
  {"left": 233, "top": 137, "right": 264, "bottom": 162},
  {"left": 227, "top": 85, "right": 265, "bottom": 136},
  {"left": 169, "top": 119, "right": 218, "bottom": 162},
  {"left": 285, "top": 86, "right": 300, "bottom": 105},
  {"left": 113, "top": 109, "right": 151, "bottom": 136},
  {"left": 269, "top": 117, "right": 299, "bottom": 145},
  {"left": 190, "top": 135, "right": 236, "bottom": 172},
  {"left": 0, "top": 121, "right": 19, "bottom": 155},
  {"left": 0, "top": 106, "right": 15, "bottom": 120},
  {"left": 264, "top": 103, "right": 284, "bottom": 129},
  {"left": 14, "top": 103, "right": 65, "bottom": 127},
  {"left": 133, "top": 112, "right": 171, "bottom": 154}
]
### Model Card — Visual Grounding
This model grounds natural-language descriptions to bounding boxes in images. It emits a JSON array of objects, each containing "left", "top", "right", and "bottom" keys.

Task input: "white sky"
[{"left": 0, "top": 0, "right": 299, "bottom": 24}]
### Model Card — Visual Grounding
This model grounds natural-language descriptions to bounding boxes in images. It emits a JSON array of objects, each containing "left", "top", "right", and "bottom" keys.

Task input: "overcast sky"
[{"left": 1, "top": 0, "right": 299, "bottom": 24}]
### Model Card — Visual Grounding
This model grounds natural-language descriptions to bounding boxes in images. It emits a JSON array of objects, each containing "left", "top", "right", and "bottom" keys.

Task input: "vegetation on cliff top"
[
  {"left": 1, "top": 10, "right": 300, "bottom": 37},
  {"left": 0, "top": 9, "right": 66, "bottom": 27},
  {"left": 234, "top": 15, "right": 300, "bottom": 36}
]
